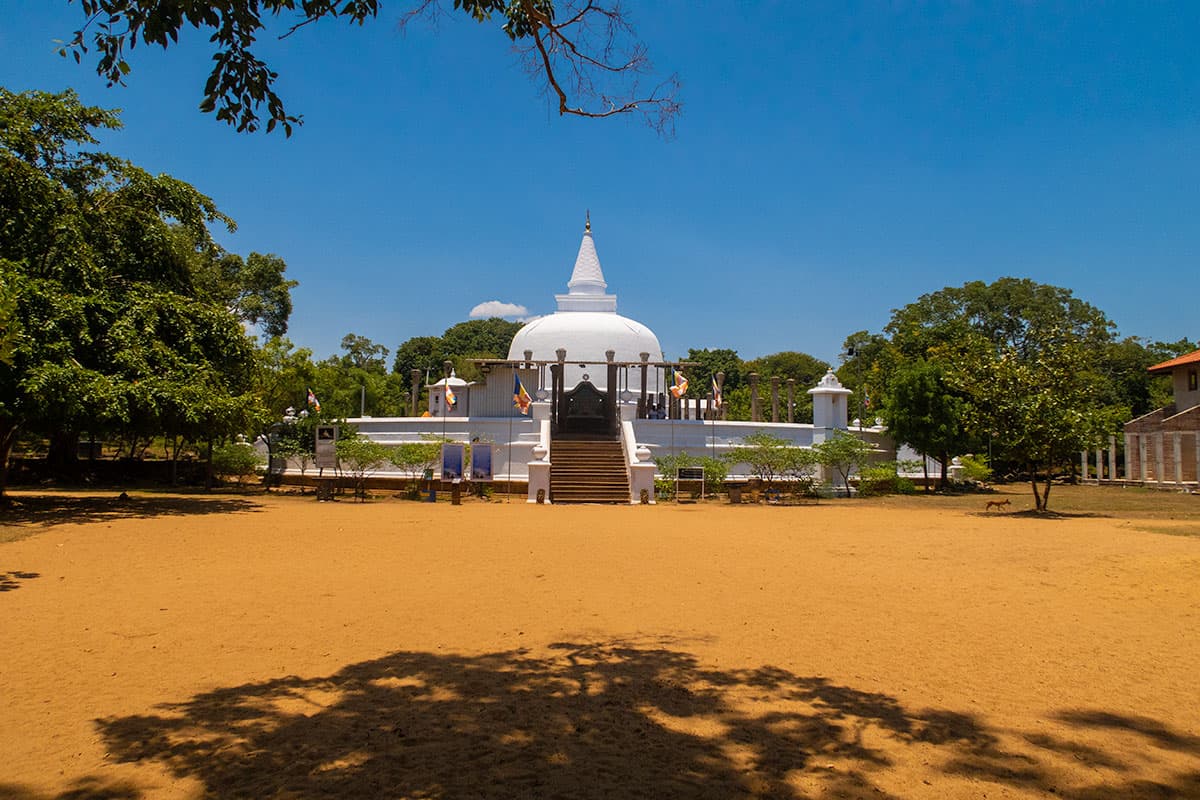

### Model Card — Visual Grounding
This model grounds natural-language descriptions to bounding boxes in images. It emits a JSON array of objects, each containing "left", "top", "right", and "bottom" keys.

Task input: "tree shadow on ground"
[
  {"left": 5, "top": 640, "right": 1195, "bottom": 799},
  {"left": 0, "top": 494, "right": 261, "bottom": 533},
  {"left": 0, "top": 570, "right": 40, "bottom": 591},
  {"left": 1006, "top": 509, "right": 1114, "bottom": 520}
]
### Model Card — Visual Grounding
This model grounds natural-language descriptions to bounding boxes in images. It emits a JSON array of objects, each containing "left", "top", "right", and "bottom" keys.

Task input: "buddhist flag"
[
  {"left": 306, "top": 388, "right": 321, "bottom": 413},
  {"left": 444, "top": 380, "right": 456, "bottom": 407},
  {"left": 513, "top": 374, "right": 532, "bottom": 415},
  {"left": 670, "top": 369, "right": 688, "bottom": 399},
  {"left": 712, "top": 375, "right": 722, "bottom": 409}
]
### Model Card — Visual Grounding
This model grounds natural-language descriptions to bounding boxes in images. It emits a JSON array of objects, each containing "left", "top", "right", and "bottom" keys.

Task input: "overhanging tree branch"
[{"left": 63, "top": 0, "right": 681, "bottom": 136}]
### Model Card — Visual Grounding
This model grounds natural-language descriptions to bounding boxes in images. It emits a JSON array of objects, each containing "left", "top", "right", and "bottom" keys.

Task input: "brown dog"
[{"left": 985, "top": 499, "right": 1011, "bottom": 512}]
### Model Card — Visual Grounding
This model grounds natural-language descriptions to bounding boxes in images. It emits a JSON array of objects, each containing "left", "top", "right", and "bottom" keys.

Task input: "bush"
[
  {"left": 857, "top": 461, "right": 917, "bottom": 496},
  {"left": 211, "top": 442, "right": 265, "bottom": 484},
  {"left": 957, "top": 454, "right": 992, "bottom": 484},
  {"left": 335, "top": 436, "right": 393, "bottom": 501}
]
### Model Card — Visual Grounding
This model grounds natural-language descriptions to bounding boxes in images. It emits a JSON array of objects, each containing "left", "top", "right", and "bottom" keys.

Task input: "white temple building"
[{"left": 334, "top": 216, "right": 894, "bottom": 502}]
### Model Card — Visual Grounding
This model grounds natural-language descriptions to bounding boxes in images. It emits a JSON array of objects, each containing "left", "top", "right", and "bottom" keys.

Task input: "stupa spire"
[
  {"left": 555, "top": 213, "right": 617, "bottom": 313},
  {"left": 566, "top": 212, "right": 607, "bottom": 296}
]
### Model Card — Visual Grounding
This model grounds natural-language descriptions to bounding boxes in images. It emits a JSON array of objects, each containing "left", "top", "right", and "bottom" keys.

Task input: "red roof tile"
[{"left": 1147, "top": 348, "right": 1200, "bottom": 374}]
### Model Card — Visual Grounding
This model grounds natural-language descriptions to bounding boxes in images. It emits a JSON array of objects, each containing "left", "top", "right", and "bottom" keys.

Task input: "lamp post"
[{"left": 845, "top": 340, "right": 866, "bottom": 430}]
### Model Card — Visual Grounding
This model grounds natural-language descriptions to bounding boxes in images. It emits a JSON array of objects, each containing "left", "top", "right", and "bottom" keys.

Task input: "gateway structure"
[{"left": 344, "top": 217, "right": 893, "bottom": 502}]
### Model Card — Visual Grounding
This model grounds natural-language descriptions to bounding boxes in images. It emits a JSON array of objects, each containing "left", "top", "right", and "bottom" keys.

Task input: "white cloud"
[{"left": 469, "top": 300, "right": 530, "bottom": 319}]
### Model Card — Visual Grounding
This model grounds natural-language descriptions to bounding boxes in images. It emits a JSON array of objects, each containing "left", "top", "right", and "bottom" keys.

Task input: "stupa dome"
[{"left": 507, "top": 216, "right": 664, "bottom": 392}]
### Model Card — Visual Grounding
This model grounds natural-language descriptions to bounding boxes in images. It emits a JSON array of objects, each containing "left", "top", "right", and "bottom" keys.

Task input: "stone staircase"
[{"left": 550, "top": 439, "right": 630, "bottom": 504}]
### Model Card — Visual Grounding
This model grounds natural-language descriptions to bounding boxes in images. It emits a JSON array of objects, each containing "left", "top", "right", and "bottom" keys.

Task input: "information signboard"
[
  {"left": 471, "top": 445, "right": 494, "bottom": 481},
  {"left": 315, "top": 425, "right": 338, "bottom": 470},
  {"left": 441, "top": 443, "right": 465, "bottom": 481}
]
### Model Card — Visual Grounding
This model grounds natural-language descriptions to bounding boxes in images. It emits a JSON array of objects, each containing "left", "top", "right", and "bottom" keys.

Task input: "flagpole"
[{"left": 508, "top": 365, "right": 515, "bottom": 502}]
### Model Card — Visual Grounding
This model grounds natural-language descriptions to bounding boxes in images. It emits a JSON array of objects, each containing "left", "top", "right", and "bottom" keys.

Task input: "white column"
[
  {"left": 1095, "top": 447, "right": 1104, "bottom": 480},
  {"left": 1139, "top": 435, "right": 1148, "bottom": 481},
  {"left": 1194, "top": 432, "right": 1200, "bottom": 485},
  {"left": 1155, "top": 433, "right": 1165, "bottom": 486},
  {"left": 1174, "top": 432, "right": 1183, "bottom": 484},
  {"left": 1080, "top": 450, "right": 1088, "bottom": 479},
  {"left": 1109, "top": 436, "right": 1118, "bottom": 483},
  {"left": 1124, "top": 433, "right": 1134, "bottom": 479}
]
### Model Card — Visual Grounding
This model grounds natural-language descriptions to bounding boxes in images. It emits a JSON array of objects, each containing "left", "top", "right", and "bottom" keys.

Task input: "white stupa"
[{"left": 507, "top": 216, "right": 663, "bottom": 392}]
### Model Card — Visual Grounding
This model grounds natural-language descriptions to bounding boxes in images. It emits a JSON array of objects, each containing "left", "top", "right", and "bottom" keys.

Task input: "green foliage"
[
  {"left": 0, "top": 88, "right": 268, "bottom": 494},
  {"left": 856, "top": 461, "right": 916, "bottom": 497},
  {"left": 883, "top": 358, "right": 966, "bottom": 486},
  {"left": 725, "top": 432, "right": 817, "bottom": 488},
  {"left": 441, "top": 318, "right": 524, "bottom": 360},
  {"left": 392, "top": 336, "right": 445, "bottom": 381},
  {"left": 684, "top": 348, "right": 745, "bottom": 397},
  {"left": 63, "top": 1, "right": 678, "bottom": 136},
  {"left": 812, "top": 431, "right": 875, "bottom": 498},
  {"left": 654, "top": 452, "right": 727, "bottom": 496},
  {"left": 211, "top": 441, "right": 265, "bottom": 483},
  {"left": 0, "top": 263, "right": 18, "bottom": 367},
  {"left": 950, "top": 338, "right": 1120, "bottom": 511},
  {"left": 957, "top": 454, "right": 992, "bottom": 484},
  {"left": 390, "top": 442, "right": 441, "bottom": 478},
  {"left": 340, "top": 333, "right": 390, "bottom": 373},
  {"left": 881, "top": 277, "right": 1134, "bottom": 511},
  {"left": 335, "top": 436, "right": 393, "bottom": 501},
  {"left": 744, "top": 351, "right": 829, "bottom": 422},
  {"left": 189, "top": 247, "right": 295, "bottom": 338},
  {"left": 836, "top": 331, "right": 893, "bottom": 425}
]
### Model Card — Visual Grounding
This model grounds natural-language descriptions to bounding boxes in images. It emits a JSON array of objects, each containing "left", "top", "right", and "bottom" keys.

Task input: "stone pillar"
[
  {"left": 410, "top": 368, "right": 421, "bottom": 417},
  {"left": 550, "top": 364, "right": 561, "bottom": 431},
  {"left": 1174, "top": 431, "right": 1183, "bottom": 484},
  {"left": 639, "top": 352, "right": 649, "bottom": 413},
  {"left": 749, "top": 373, "right": 760, "bottom": 422},
  {"left": 1109, "top": 436, "right": 1117, "bottom": 483},
  {"left": 771, "top": 376, "right": 780, "bottom": 423},
  {"left": 607, "top": 362, "right": 619, "bottom": 435},
  {"left": 1080, "top": 450, "right": 1088, "bottom": 480},
  {"left": 1125, "top": 433, "right": 1135, "bottom": 480},
  {"left": 786, "top": 379, "right": 795, "bottom": 423},
  {"left": 1095, "top": 447, "right": 1103, "bottom": 480},
  {"left": 1139, "top": 434, "right": 1149, "bottom": 482},
  {"left": 1194, "top": 431, "right": 1200, "bottom": 484}
]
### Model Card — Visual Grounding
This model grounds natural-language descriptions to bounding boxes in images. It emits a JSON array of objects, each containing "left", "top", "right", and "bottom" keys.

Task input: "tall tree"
[
  {"left": 884, "top": 278, "right": 1121, "bottom": 510},
  {"left": 440, "top": 318, "right": 524, "bottom": 359},
  {"left": 883, "top": 358, "right": 966, "bottom": 489},
  {"left": 0, "top": 88, "right": 268, "bottom": 496},
  {"left": 191, "top": 246, "right": 296, "bottom": 338},
  {"left": 63, "top": 0, "right": 680, "bottom": 135}
]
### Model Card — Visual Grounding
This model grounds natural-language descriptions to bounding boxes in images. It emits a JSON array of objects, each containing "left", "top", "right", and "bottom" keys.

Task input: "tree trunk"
[
  {"left": 205, "top": 436, "right": 214, "bottom": 492},
  {"left": 1041, "top": 473, "right": 1053, "bottom": 511},
  {"left": 938, "top": 454, "right": 950, "bottom": 490},
  {"left": 922, "top": 454, "right": 930, "bottom": 492},
  {"left": 168, "top": 435, "right": 180, "bottom": 486},
  {"left": 0, "top": 420, "right": 18, "bottom": 503},
  {"left": 46, "top": 429, "right": 79, "bottom": 473},
  {"left": 1029, "top": 463, "right": 1044, "bottom": 511}
]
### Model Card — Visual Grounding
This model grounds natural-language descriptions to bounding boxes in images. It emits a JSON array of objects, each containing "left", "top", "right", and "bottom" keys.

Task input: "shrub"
[
  {"left": 957, "top": 454, "right": 992, "bottom": 484},
  {"left": 857, "top": 461, "right": 917, "bottom": 496},
  {"left": 211, "top": 442, "right": 265, "bottom": 485}
]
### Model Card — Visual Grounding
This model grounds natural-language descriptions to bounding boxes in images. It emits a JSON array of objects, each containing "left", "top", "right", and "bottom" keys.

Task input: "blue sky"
[{"left": 3, "top": 1, "right": 1197, "bottom": 365}]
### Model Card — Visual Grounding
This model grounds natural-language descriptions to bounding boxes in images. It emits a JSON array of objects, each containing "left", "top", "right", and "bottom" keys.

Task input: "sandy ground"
[{"left": 1, "top": 488, "right": 1198, "bottom": 799}]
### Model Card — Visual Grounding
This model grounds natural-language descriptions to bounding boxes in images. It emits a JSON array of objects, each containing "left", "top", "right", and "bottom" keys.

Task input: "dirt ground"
[{"left": 1, "top": 485, "right": 1198, "bottom": 799}]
